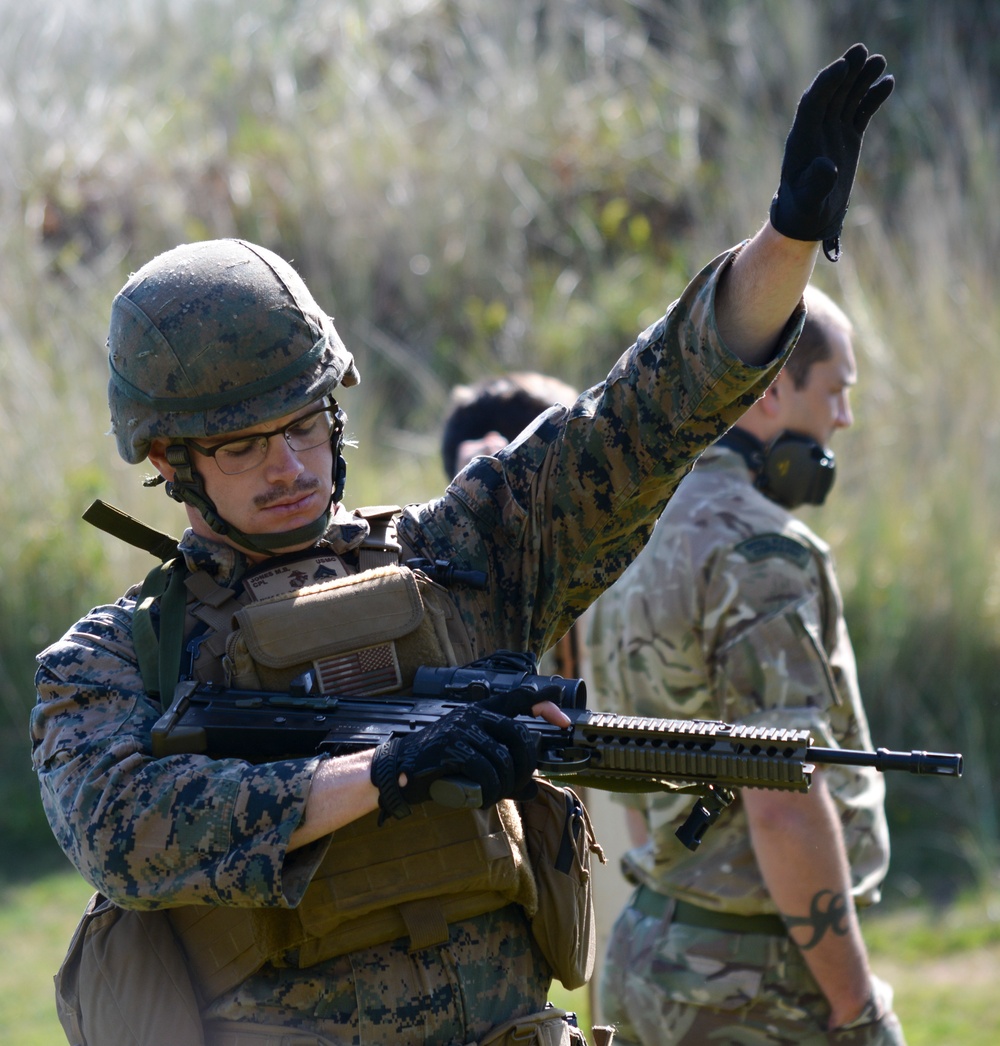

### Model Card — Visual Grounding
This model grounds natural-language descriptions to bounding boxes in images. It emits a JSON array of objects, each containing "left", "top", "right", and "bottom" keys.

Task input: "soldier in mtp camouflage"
[
  {"left": 31, "top": 44, "right": 893, "bottom": 1046},
  {"left": 588, "top": 285, "right": 906, "bottom": 1045}
]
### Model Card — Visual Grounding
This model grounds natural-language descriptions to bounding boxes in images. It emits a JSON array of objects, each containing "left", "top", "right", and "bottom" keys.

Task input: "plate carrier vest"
[{"left": 84, "top": 501, "right": 539, "bottom": 1003}]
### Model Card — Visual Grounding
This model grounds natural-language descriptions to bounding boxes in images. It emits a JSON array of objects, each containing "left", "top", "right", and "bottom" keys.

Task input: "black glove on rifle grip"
[
  {"left": 370, "top": 703, "right": 538, "bottom": 821},
  {"left": 769, "top": 43, "right": 894, "bottom": 260},
  {"left": 478, "top": 682, "right": 566, "bottom": 717},
  {"left": 475, "top": 682, "right": 566, "bottom": 802}
]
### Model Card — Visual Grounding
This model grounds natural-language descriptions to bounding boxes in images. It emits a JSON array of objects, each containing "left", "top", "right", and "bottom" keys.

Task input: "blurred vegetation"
[
  {"left": 6, "top": 869, "right": 997, "bottom": 1044},
  {"left": 2, "top": 0, "right": 999, "bottom": 911}
]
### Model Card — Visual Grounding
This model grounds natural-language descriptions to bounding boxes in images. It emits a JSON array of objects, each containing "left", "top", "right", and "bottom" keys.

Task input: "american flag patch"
[{"left": 314, "top": 643, "right": 401, "bottom": 696}]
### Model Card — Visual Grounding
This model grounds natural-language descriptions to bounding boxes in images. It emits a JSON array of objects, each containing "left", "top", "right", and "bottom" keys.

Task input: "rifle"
[{"left": 151, "top": 651, "right": 963, "bottom": 850}]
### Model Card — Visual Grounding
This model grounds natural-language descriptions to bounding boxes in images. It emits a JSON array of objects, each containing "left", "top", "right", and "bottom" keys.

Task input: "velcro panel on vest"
[
  {"left": 225, "top": 566, "right": 449, "bottom": 693},
  {"left": 301, "top": 804, "right": 516, "bottom": 934},
  {"left": 168, "top": 802, "right": 535, "bottom": 1002},
  {"left": 285, "top": 802, "right": 533, "bottom": 965},
  {"left": 167, "top": 903, "right": 266, "bottom": 1006},
  {"left": 293, "top": 890, "right": 515, "bottom": 968}
]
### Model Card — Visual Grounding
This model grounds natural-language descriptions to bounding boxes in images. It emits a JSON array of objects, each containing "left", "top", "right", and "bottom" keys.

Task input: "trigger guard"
[{"left": 537, "top": 746, "right": 591, "bottom": 772}]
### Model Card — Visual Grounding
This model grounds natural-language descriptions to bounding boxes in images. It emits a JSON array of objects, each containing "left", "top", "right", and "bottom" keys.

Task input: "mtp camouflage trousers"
[{"left": 599, "top": 892, "right": 905, "bottom": 1045}]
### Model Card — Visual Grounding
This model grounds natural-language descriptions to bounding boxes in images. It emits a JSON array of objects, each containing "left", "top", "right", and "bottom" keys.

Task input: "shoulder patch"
[{"left": 734, "top": 533, "right": 812, "bottom": 568}]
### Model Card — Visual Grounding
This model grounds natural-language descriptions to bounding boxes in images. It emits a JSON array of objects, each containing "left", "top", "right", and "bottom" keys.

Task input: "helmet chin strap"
[{"left": 159, "top": 434, "right": 347, "bottom": 558}]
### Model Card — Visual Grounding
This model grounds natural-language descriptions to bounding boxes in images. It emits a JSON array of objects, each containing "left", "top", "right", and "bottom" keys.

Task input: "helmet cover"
[{"left": 107, "top": 238, "right": 359, "bottom": 463}]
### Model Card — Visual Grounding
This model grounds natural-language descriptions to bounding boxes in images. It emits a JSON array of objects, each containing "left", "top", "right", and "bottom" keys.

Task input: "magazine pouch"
[{"left": 519, "top": 781, "right": 604, "bottom": 990}]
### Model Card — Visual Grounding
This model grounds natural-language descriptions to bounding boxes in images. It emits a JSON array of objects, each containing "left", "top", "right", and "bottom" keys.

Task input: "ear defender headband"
[{"left": 718, "top": 428, "right": 836, "bottom": 509}]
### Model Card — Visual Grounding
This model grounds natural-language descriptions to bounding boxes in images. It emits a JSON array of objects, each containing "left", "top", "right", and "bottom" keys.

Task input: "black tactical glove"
[
  {"left": 370, "top": 695, "right": 540, "bottom": 821},
  {"left": 770, "top": 43, "right": 894, "bottom": 261}
]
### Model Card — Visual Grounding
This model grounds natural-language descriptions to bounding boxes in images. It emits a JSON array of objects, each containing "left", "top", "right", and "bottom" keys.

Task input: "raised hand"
[{"left": 770, "top": 43, "right": 894, "bottom": 260}]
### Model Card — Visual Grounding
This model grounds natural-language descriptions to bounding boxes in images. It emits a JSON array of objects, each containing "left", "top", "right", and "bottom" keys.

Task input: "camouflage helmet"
[{"left": 107, "top": 238, "right": 360, "bottom": 464}]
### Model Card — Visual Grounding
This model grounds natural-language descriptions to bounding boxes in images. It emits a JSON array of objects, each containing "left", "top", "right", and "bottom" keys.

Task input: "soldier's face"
[
  {"left": 158, "top": 403, "right": 335, "bottom": 558},
  {"left": 778, "top": 329, "right": 857, "bottom": 448},
  {"left": 203, "top": 410, "right": 332, "bottom": 527}
]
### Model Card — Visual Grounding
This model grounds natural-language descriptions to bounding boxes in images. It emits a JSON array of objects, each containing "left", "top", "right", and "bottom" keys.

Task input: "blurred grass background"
[{"left": 1, "top": 0, "right": 999, "bottom": 1038}]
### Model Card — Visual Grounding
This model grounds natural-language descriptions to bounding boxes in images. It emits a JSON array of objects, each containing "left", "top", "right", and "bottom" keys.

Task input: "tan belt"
[{"left": 632, "top": 884, "right": 787, "bottom": 936}]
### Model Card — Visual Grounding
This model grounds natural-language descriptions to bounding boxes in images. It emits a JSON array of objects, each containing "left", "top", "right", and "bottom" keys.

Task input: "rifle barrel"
[{"left": 807, "top": 746, "right": 963, "bottom": 776}]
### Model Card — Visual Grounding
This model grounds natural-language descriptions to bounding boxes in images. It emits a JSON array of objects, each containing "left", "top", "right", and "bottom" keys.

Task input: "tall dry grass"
[{"left": 0, "top": 0, "right": 997, "bottom": 898}]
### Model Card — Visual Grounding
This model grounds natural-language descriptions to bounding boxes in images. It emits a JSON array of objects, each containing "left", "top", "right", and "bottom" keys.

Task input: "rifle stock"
[{"left": 151, "top": 652, "right": 962, "bottom": 850}]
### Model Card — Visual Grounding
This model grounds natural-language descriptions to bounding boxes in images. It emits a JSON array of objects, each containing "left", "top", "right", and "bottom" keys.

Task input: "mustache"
[{"left": 253, "top": 476, "right": 323, "bottom": 508}]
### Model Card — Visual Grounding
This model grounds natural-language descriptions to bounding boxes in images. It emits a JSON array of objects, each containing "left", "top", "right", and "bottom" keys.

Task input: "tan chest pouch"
[{"left": 223, "top": 564, "right": 474, "bottom": 694}]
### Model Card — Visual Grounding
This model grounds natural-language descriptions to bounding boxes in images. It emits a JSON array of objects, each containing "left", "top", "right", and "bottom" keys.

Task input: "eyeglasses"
[{"left": 187, "top": 405, "right": 343, "bottom": 475}]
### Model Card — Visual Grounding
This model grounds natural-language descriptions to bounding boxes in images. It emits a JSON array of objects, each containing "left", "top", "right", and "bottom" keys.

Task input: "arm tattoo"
[{"left": 783, "top": 889, "right": 851, "bottom": 950}]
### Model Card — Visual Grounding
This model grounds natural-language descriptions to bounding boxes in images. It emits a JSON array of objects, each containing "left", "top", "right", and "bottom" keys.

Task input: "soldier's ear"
[
  {"left": 759, "top": 377, "right": 785, "bottom": 418},
  {"left": 147, "top": 440, "right": 175, "bottom": 481}
]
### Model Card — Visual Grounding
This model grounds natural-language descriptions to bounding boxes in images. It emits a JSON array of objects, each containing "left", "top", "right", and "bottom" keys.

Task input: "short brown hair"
[{"left": 785, "top": 285, "right": 853, "bottom": 389}]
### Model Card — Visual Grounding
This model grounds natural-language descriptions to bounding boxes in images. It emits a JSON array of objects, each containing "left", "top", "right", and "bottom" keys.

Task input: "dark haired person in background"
[{"left": 441, "top": 371, "right": 579, "bottom": 478}]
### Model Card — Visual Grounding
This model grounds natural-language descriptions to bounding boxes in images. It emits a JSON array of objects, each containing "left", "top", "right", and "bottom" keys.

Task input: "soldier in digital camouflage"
[
  {"left": 588, "top": 284, "right": 905, "bottom": 1045},
  {"left": 31, "top": 44, "right": 893, "bottom": 1046}
]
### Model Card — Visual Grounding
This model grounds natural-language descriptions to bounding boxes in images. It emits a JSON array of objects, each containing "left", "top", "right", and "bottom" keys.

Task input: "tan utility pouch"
[
  {"left": 520, "top": 781, "right": 604, "bottom": 990},
  {"left": 225, "top": 564, "right": 472, "bottom": 693},
  {"left": 54, "top": 892, "right": 204, "bottom": 1046},
  {"left": 473, "top": 1005, "right": 589, "bottom": 1046},
  {"left": 203, "top": 1021, "right": 338, "bottom": 1045}
]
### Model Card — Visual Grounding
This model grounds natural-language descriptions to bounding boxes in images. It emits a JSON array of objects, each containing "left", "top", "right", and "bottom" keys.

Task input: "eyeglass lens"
[{"left": 212, "top": 409, "right": 338, "bottom": 474}]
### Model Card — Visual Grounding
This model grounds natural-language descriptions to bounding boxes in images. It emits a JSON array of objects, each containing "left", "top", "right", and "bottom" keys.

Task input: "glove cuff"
[
  {"left": 370, "top": 738, "right": 412, "bottom": 821},
  {"left": 768, "top": 191, "right": 846, "bottom": 262}
]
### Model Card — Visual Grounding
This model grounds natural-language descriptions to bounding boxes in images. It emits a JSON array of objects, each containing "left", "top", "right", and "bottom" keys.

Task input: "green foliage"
[
  {"left": 2, "top": 0, "right": 999, "bottom": 905},
  {"left": 3, "top": 870, "right": 998, "bottom": 1046},
  {"left": 0, "top": 869, "right": 92, "bottom": 1046},
  {"left": 863, "top": 887, "right": 1000, "bottom": 959}
]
